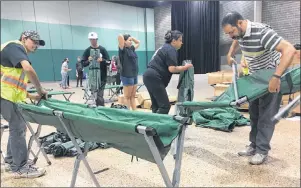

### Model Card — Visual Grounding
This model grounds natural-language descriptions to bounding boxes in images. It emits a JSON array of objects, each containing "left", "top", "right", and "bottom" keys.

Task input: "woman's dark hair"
[
  {"left": 164, "top": 30, "right": 183, "bottom": 43},
  {"left": 62, "top": 58, "right": 68, "bottom": 63},
  {"left": 294, "top": 44, "right": 300, "bottom": 50},
  {"left": 221, "top": 11, "right": 244, "bottom": 27},
  {"left": 123, "top": 34, "right": 131, "bottom": 41}
]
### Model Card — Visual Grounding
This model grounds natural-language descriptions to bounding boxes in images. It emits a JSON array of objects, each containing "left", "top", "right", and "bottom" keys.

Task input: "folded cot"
[{"left": 17, "top": 98, "right": 190, "bottom": 187}]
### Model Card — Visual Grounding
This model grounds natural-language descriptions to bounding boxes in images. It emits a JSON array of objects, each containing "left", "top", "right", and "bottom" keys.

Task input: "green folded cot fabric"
[
  {"left": 192, "top": 108, "right": 249, "bottom": 132},
  {"left": 177, "top": 66, "right": 194, "bottom": 116},
  {"left": 18, "top": 99, "right": 184, "bottom": 162}
]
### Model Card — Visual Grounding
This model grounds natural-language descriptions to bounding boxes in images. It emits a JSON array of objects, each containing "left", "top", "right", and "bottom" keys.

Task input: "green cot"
[{"left": 17, "top": 98, "right": 190, "bottom": 187}]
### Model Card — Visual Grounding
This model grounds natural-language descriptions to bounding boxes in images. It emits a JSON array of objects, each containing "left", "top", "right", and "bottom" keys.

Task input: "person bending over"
[
  {"left": 1, "top": 30, "right": 47, "bottom": 178},
  {"left": 118, "top": 34, "right": 140, "bottom": 110},
  {"left": 81, "top": 32, "right": 110, "bottom": 106},
  {"left": 222, "top": 11, "right": 296, "bottom": 165},
  {"left": 143, "top": 30, "right": 193, "bottom": 114}
]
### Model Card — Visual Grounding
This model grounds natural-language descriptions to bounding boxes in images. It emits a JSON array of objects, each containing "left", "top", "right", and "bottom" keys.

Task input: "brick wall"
[
  {"left": 262, "top": 1, "right": 300, "bottom": 45},
  {"left": 154, "top": 4, "right": 171, "bottom": 50},
  {"left": 219, "top": 1, "right": 254, "bottom": 45}
]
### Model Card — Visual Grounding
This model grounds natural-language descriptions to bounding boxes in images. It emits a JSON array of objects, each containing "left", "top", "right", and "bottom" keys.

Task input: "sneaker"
[
  {"left": 249, "top": 153, "right": 267, "bottom": 165},
  {"left": 13, "top": 165, "right": 46, "bottom": 179},
  {"left": 238, "top": 145, "right": 256, "bottom": 156},
  {"left": 2, "top": 159, "right": 35, "bottom": 173}
]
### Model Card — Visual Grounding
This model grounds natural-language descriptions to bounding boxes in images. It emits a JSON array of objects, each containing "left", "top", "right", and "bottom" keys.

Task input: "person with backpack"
[{"left": 76, "top": 56, "right": 84, "bottom": 87}]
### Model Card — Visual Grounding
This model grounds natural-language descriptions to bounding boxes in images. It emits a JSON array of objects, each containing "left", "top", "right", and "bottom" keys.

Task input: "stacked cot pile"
[{"left": 117, "top": 92, "right": 177, "bottom": 110}]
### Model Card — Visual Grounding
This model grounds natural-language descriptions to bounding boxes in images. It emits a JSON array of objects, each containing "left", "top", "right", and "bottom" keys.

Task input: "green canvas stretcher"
[
  {"left": 177, "top": 66, "right": 301, "bottom": 117},
  {"left": 17, "top": 98, "right": 190, "bottom": 187}
]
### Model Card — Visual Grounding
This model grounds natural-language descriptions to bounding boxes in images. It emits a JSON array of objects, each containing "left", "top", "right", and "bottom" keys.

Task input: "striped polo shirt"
[{"left": 238, "top": 20, "right": 282, "bottom": 74}]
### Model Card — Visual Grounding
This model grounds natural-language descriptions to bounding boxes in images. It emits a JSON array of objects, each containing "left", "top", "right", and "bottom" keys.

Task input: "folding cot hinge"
[{"left": 230, "top": 96, "right": 248, "bottom": 107}]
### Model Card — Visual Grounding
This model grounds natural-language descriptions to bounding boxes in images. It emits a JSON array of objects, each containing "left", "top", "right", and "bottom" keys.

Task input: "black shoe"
[{"left": 80, "top": 85, "right": 83, "bottom": 87}]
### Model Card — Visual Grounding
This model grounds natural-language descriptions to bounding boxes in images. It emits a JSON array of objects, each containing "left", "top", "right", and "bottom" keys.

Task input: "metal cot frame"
[{"left": 18, "top": 105, "right": 190, "bottom": 187}]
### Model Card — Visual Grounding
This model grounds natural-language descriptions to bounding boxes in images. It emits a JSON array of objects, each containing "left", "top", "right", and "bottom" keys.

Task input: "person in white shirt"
[{"left": 61, "top": 58, "right": 71, "bottom": 89}]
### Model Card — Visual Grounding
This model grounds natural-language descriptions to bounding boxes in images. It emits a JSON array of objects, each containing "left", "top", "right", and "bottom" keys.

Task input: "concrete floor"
[{"left": 1, "top": 74, "right": 300, "bottom": 187}]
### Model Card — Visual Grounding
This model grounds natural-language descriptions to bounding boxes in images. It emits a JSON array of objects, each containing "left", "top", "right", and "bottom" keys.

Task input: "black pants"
[
  {"left": 115, "top": 73, "right": 123, "bottom": 94},
  {"left": 249, "top": 92, "right": 282, "bottom": 155},
  {"left": 77, "top": 71, "right": 83, "bottom": 86},
  {"left": 96, "top": 81, "right": 106, "bottom": 106},
  {"left": 67, "top": 74, "right": 70, "bottom": 86},
  {"left": 143, "top": 68, "right": 170, "bottom": 114}
]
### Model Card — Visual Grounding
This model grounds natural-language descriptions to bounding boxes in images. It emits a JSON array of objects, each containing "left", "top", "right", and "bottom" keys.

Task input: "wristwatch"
[{"left": 272, "top": 74, "right": 281, "bottom": 79}]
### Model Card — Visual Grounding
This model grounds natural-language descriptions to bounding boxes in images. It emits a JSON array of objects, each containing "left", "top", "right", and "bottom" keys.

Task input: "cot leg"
[
  {"left": 138, "top": 127, "right": 173, "bottom": 187},
  {"left": 25, "top": 123, "right": 52, "bottom": 165},
  {"left": 171, "top": 104, "right": 180, "bottom": 159},
  {"left": 172, "top": 124, "right": 187, "bottom": 187},
  {"left": 63, "top": 94, "right": 73, "bottom": 102},
  {"left": 109, "top": 89, "right": 117, "bottom": 101},
  {"left": 55, "top": 113, "right": 100, "bottom": 187},
  {"left": 71, "top": 154, "right": 82, "bottom": 187}
]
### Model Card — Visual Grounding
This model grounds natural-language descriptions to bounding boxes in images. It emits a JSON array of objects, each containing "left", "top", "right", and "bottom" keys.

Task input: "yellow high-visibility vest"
[{"left": 1, "top": 40, "right": 29, "bottom": 103}]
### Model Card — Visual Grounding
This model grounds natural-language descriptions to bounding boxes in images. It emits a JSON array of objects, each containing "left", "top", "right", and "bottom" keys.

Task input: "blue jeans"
[
  {"left": 1, "top": 98, "right": 28, "bottom": 172},
  {"left": 120, "top": 76, "right": 138, "bottom": 86},
  {"left": 61, "top": 72, "right": 68, "bottom": 88}
]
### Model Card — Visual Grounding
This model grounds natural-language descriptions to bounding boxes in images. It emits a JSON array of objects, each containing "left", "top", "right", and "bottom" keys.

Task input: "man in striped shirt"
[{"left": 222, "top": 12, "right": 296, "bottom": 165}]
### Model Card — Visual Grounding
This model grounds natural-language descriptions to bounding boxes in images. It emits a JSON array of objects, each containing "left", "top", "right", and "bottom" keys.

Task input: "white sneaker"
[
  {"left": 13, "top": 164, "right": 46, "bottom": 179},
  {"left": 238, "top": 145, "right": 256, "bottom": 156},
  {"left": 249, "top": 153, "right": 267, "bottom": 165}
]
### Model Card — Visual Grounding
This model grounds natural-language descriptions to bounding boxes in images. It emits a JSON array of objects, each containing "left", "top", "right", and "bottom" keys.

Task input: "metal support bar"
[
  {"left": 137, "top": 124, "right": 187, "bottom": 187},
  {"left": 24, "top": 121, "right": 52, "bottom": 165},
  {"left": 232, "top": 62, "right": 239, "bottom": 101},
  {"left": 137, "top": 126, "right": 173, "bottom": 187},
  {"left": 54, "top": 111, "right": 100, "bottom": 187},
  {"left": 272, "top": 95, "right": 300, "bottom": 123},
  {"left": 172, "top": 124, "right": 187, "bottom": 187}
]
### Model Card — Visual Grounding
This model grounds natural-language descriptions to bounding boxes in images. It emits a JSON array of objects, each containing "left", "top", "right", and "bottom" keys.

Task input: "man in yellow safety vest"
[{"left": 1, "top": 30, "right": 47, "bottom": 178}]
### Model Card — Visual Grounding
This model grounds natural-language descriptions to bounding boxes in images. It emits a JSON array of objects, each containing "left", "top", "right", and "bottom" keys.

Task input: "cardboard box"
[
  {"left": 117, "top": 95, "right": 141, "bottom": 108},
  {"left": 213, "top": 84, "right": 229, "bottom": 96},
  {"left": 207, "top": 70, "right": 233, "bottom": 85},
  {"left": 142, "top": 99, "right": 152, "bottom": 109},
  {"left": 138, "top": 92, "right": 150, "bottom": 105},
  {"left": 282, "top": 91, "right": 300, "bottom": 105},
  {"left": 168, "top": 96, "right": 177, "bottom": 103}
]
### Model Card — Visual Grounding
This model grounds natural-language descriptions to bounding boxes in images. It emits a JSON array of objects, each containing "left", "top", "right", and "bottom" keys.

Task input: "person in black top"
[
  {"left": 143, "top": 30, "right": 193, "bottom": 114},
  {"left": 81, "top": 32, "right": 110, "bottom": 106},
  {"left": 118, "top": 34, "right": 140, "bottom": 110},
  {"left": 76, "top": 56, "right": 84, "bottom": 87}
]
